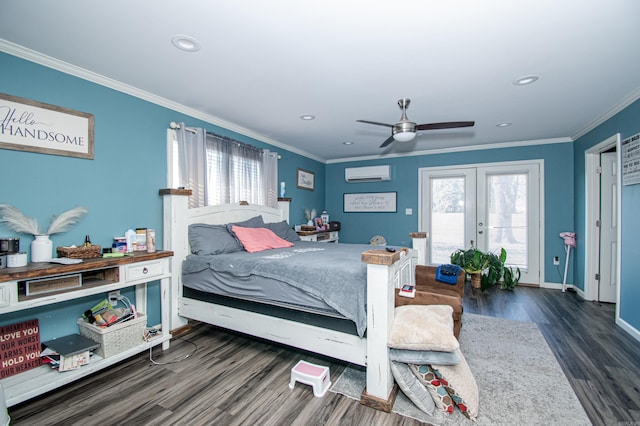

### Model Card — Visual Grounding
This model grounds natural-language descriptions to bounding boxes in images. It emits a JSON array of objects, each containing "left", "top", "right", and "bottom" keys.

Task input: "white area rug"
[{"left": 331, "top": 313, "right": 592, "bottom": 425}]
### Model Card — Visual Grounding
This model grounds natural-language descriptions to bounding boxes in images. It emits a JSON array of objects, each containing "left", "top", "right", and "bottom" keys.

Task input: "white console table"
[{"left": 0, "top": 251, "right": 173, "bottom": 407}]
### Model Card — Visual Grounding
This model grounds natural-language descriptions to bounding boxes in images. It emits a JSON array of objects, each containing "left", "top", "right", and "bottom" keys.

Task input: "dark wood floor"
[{"left": 8, "top": 285, "right": 640, "bottom": 425}]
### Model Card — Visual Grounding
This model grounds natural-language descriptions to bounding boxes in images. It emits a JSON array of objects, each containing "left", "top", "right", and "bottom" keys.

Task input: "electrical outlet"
[
  {"left": 553, "top": 256, "right": 560, "bottom": 266},
  {"left": 108, "top": 290, "right": 120, "bottom": 306}
]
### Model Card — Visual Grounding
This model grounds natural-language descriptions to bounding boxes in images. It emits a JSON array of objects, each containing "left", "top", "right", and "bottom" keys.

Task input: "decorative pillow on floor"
[
  {"left": 389, "top": 348, "right": 461, "bottom": 365},
  {"left": 390, "top": 361, "right": 435, "bottom": 416},
  {"left": 409, "top": 364, "right": 454, "bottom": 414},
  {"left": 411, "top": 348, "right": 479, "bottom": 420},
  {"left": 388, "top": 305, "right": 459, "bottom": 352}
]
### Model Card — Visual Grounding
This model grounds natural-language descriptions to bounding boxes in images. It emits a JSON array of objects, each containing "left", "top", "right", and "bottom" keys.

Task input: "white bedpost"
[
  {"left": 360, "top": 248, "right": 406, "bottom": 411},
  {"left": 160, "top": 188, "right": 191, "bottom": 331},
  {"left": 410, "top": 232, "right": 427, "bottom": 265},
  {"left": 277, "top": 197, "right": 291, "bottom": 223}
]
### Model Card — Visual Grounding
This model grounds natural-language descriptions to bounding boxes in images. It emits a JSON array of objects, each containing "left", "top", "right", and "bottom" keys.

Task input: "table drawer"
[
  {"left": 0, "top": 283, "right": 11, "bottom": 307},
  {"left": 124, "top": 260, "right": 166, "bottom": 282}
]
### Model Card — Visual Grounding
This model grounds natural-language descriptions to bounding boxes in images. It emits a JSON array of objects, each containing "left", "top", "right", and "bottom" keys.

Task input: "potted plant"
[
  {"left": 481, "top": 248, "right": 507, "bottom": 290},
  {"left": 501, "top": 265, "right": 521, "bottom": 290},
  {"left": 451, "top": 244, "right": 516, "bottom": 290},
  {"left": 450, "top": 243, "right": 490, "bottom": 288}
]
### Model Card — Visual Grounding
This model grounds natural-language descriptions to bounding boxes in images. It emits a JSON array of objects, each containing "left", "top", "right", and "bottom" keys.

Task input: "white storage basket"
[{"left": 77, "top": 313, "right": 147, "bottom": 358}]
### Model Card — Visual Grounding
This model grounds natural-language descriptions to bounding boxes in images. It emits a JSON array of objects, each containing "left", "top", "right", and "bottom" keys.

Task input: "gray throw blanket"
[{"left": 183, "top": 241, "right": 371, "bottom": 336}]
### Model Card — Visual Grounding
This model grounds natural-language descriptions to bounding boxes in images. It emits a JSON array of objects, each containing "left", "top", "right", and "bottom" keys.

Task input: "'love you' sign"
[{"left": 0, "top": 319, "right": 42, "bottom": 379}]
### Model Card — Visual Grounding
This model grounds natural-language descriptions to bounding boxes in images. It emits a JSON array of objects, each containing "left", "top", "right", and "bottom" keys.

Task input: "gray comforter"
[{"left": 183, "top": 241, "right": 371, "bottom": 336}]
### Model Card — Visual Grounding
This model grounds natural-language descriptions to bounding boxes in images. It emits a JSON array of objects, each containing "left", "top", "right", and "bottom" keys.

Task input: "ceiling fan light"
[{"left": 393, "top": 132, "right": 416, "bottom": 142}]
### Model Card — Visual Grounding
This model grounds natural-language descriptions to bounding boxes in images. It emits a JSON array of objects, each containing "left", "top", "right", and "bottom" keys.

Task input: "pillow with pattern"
[
  {"left": 410, "top": 364, "right": 455, "bottom": 414},
  {"left": 410, "top": 348, "right": 479, "bottom": 420}
]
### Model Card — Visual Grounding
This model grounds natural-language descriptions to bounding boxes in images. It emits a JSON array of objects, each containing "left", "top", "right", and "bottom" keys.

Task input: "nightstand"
[{"left": 297, "top": 230, "right": 339, "bottom": 243}]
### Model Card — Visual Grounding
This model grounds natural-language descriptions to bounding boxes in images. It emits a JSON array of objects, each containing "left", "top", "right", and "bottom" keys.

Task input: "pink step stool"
[{"left": 289, "top": 360, "right": 331, "bottom": 397}]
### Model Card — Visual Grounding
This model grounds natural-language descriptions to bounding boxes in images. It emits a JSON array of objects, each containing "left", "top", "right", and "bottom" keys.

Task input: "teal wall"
[
  {"left": 326, "top": 143, "right": 575, "bottom": 284},
  {"left": 0, "top": 52, "right": 323, "bottom": 340},
  {"left": 573, "top": 98, "right": 640, "bottom": 333},
  {"left": 2, "top": 49, "right": 638, "bottom": 340}
]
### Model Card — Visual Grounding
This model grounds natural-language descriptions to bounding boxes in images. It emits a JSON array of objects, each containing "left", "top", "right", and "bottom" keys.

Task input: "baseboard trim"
[
  {"left": 616, "top": 317, "right": 640, "bottom": 343},
  {"left": 540, "top": 282, "right": 575, "bottom": 291}
]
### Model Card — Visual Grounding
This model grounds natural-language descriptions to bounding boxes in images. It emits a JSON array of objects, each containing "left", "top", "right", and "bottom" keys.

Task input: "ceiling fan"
[{"left": 356, "top": 98, "right": 475, "bottom": 148}]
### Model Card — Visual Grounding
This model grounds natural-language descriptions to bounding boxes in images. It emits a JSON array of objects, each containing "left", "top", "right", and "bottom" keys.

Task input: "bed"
[{"left": 160, "top": 190, "right": 425, "bottom": 409}]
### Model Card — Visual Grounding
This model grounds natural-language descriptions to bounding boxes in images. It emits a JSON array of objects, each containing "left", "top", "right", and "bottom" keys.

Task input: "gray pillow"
[
  {"left": 390, "top": 348, "right": 460, "bottom": 365},
  {"left": 226, "top": 215, "right": 266, "bottom": 249},
  {"left": 189, "top": 223, "right": 242, "bottom": 255},
  {"left": 266, "top": 221, "right": 301, "bottom": 242},
  {"left": 390, "top": 361, "right": 435, "bottom": 415}
]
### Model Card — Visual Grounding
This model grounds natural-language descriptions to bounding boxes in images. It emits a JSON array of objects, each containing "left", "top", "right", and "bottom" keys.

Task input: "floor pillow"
[{"left": 390, "top": 361, "right": 435, "bottom": 416}]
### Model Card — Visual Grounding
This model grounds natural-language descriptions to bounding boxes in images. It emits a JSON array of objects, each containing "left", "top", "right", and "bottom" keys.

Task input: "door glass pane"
[
  {"left": 430, "top": 177, "right": 465, "bottom": 264},
  {"left": 486, "top": 173, "right": 528, "bottom": 269}
]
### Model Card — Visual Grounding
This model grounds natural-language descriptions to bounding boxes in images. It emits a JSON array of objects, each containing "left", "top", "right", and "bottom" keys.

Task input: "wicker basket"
[
  {"left": 57, "top": 245, "right": 101, "bottom": 259},
  {"left": 77, "top": 313, "right": 146, "bottom": 358}
]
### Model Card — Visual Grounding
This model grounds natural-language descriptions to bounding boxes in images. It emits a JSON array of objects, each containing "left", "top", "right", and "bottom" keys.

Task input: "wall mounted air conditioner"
[{"left": 344, "top": 165, "right": 391, "bottom": 183}]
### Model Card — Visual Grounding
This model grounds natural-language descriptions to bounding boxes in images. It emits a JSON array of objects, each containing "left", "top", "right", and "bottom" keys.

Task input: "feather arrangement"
[
  {"left": 304, "top": 208, "right": 317, "bottom": 221},
  {"left": 46, "top": 206, "right": 88, "bottom": 235},
  {"left": 0, "top": 204, "right": 41, "bottom": 235},
  {"left": 0, "top": 204, "right": 88, "bottom": 236}
]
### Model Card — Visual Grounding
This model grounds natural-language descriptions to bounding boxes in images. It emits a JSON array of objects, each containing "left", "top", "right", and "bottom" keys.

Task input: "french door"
[{"left": 420, "top": 161, "right": 541, "bottom": 285}]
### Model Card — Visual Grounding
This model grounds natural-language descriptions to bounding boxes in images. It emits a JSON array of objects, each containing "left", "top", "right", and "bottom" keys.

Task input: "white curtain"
[{"left": 172, "top": 123, "right": 277, "bottom": 209}]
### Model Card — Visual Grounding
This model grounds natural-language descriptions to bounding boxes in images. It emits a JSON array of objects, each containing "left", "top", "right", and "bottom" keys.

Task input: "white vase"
[{"left": 31, "top": 235, "right": 53, "bottom": 262}]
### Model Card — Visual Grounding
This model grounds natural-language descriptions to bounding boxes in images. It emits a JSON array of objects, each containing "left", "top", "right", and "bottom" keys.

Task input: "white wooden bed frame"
[{"left": 161, "top": 191, "right": 426, "bottom": 408}]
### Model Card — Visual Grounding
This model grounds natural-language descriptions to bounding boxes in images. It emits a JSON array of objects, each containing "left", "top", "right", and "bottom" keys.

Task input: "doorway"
[
  {"left": 584, "top": 134, "right": 621, "bottom": 306},
  {"left": 419, "top": 160, "right": 542, "bottom": 285}
]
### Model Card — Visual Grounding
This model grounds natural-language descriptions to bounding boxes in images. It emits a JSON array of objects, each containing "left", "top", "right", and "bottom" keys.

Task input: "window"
[{"left": 168, "top": 125, "right": 277, "bottom": 209}]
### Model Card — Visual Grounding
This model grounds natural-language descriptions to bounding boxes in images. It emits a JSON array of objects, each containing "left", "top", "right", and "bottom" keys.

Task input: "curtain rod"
[
  {"left": 169, "top": 121, "right": 278, "bottom": 157},
  {"left": 169, "top": 121, "right": 197, "bottom": 134}
]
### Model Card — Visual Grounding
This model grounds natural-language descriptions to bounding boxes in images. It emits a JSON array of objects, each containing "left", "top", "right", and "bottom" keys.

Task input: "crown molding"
[
  {"left": 326, "top": 137, "right": 572, "bottom": 164},
  {"left": 0, "top": 39, "right": 324, "bottom": 163},
  {"left": 572, "top": 86, "right": 640, "bottom": 141}
]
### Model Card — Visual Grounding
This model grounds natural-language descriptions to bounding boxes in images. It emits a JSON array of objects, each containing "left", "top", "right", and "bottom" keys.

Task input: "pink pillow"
[{"left": 231, "top": 226, "right": 294, "bottom": 253}]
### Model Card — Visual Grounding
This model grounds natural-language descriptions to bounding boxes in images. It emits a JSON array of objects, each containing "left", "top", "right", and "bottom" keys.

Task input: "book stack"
[
  {"left": 41, "top": 334, "right": 100, "bottom": 372},
  {"left": 398, "top": 284, "right": 416, "bottom": 298}
]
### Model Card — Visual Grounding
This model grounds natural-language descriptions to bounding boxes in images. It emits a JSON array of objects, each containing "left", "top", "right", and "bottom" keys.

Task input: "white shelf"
[
  {"left": 1, "top": 334, "right": 171, "bottom": 407},
  {"left": 0, "top": 252, "right": 173, "bottom": 407}
]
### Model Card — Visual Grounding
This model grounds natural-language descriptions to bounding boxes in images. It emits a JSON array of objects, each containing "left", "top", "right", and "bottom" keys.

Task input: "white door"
[
  {"left": 598, "top": 151, "right": 617, "bottom": 303},
  {"left": 420, "top": 162, "right": 541, "bottom": 285}
]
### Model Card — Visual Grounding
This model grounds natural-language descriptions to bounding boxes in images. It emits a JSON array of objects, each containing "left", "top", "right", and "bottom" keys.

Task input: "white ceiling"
[{"left": 1, "top": 1, "right": 639, "bottom": 162}]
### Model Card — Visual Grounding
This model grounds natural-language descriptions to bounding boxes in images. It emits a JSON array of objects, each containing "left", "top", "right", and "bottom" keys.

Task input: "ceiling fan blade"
[
  {"left": 416, "top": 121, "right": 475, "bottom": 131},
  {"left": 379, "top": 135, "right": 395, "bottom": 148},
  {"left": 357, "top": 119, "right": 394, "bottom": 128}
]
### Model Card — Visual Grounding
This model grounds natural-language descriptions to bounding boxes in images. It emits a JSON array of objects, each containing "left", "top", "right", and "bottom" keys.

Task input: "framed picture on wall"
[
  {"left": 297, "top": 168, "right": 315, "bottom": 191},
  {"left": 0, "top": 93, "right": 94, "bottom": 159},
  {"left": 344, "top": 192, "right": 397, "bottom": 212}
]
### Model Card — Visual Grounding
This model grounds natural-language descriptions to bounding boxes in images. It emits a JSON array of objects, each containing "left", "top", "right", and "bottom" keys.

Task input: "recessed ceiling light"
[
  {"left": 171, "top": 35, "right": 201, "bottom": 52},
  {"left": 343, "top": 141, "right": 354, "bottom": 145},
  {"left": 496, "top": 122, "right": 512, "bottom": 127},
  {"left": 299, "top": 115, "right": 316, "bottom": 120},
  {"left": 513, "top": 75, "right": 539, "bottom": 86}
]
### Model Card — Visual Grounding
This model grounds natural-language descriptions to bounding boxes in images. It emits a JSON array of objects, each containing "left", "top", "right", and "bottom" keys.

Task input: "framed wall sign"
[
  {"left": 296, "top": 168, "right": 315, "bottom": 191},
  {"left": 344, "top": 192, "right": 397, "bottom": 212},
  {"left": 622, "top": 132, "right": 640, "bottom": 186},
  {"left": 0, "top": 93, "right": 94, "bottom": 159}
]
